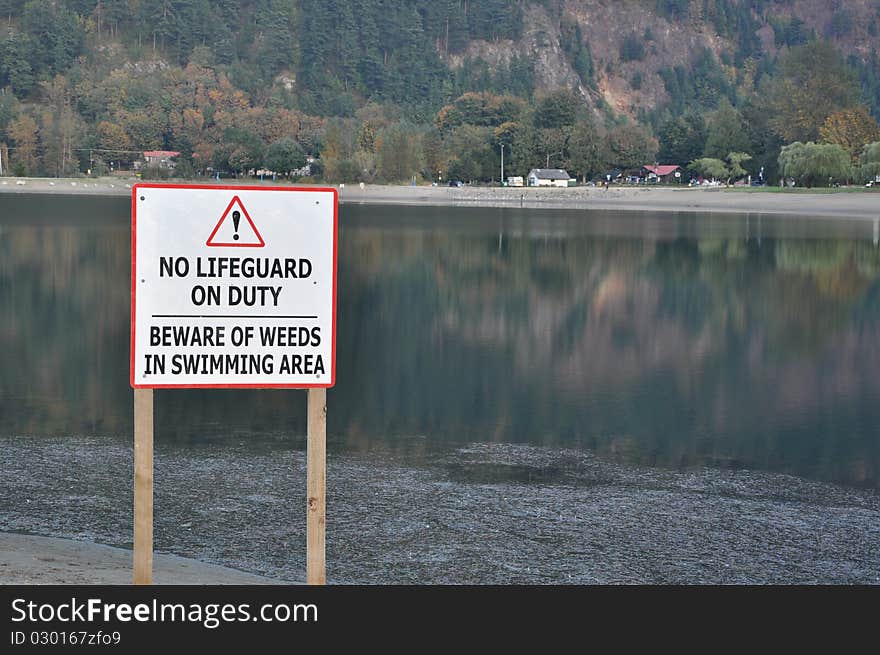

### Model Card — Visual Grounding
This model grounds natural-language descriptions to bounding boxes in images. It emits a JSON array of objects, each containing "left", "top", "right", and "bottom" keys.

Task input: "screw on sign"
[{"left": 130, "top": 184, "right": 337, "bottom": 585}]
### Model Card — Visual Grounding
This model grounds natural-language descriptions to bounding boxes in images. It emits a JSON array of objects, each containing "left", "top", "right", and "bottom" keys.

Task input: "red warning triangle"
[{"left": 206, "top": 196, "right": 265, "bottom": 247}]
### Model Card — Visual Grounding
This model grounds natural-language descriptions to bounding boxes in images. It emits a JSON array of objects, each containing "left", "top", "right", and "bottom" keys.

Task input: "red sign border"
[{"left": 130, "top": 183, "right": 338, "bottom": 389}]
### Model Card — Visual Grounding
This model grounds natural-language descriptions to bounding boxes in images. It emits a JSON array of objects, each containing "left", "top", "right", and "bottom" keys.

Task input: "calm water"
[{"left": 1, "top": 194, "right": 879, "bottom": 489}]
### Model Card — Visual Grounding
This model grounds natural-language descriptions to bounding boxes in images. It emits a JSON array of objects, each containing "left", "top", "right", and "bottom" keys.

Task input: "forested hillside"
[{"left": 1, "top": 0, "right": 879, "bottom": 185}]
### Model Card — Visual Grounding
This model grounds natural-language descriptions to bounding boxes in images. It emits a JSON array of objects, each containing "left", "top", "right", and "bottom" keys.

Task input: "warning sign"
[
  {"left": 131, "top": 184, "right": 337, "bottom": 388},
  {"left": 206, "top": 196, "right": 265, "bottom": 247}
]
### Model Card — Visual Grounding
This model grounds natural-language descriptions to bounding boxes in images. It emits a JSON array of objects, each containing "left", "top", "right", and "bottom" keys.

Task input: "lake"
[{"left": 1, "top": 194, "right": 878, "bottom": 583}]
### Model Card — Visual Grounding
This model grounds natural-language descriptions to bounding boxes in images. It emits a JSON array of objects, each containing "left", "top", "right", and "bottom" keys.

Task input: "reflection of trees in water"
[
  {"left": 347, "top": 229, "right": 879, "bottom": 487},
  {"left": 0, "top": 222, "right": 130, "bottom": 434},
  {"left": 2, "top": 209, "right": 878, "bottom": 488}
]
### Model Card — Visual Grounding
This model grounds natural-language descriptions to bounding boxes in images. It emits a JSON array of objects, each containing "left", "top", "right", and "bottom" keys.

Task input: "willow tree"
[
  {"left": 778, "top": 141, "right": 851, "bottom": 187},
  {"left": 859, "top": 141, "right": 880, "bottom": 183},
  {"left": 689, "top": 157, "right": 728, "bottom": 181}
]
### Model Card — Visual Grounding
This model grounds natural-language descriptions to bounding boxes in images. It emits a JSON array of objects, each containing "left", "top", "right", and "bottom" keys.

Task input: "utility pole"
[{"left": 500, "top": 143, "right": 504, "bottom": 185}]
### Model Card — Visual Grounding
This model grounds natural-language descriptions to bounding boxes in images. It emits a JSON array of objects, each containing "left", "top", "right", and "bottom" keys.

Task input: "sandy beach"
[
  {"left": 1, "top": 176, "right": 878, "bottom": 219},
  {"left": 0, "top": 533, "right": 280, "bottom": 585}
]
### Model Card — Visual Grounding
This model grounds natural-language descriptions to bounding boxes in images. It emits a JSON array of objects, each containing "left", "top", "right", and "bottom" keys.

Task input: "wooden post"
[
  {"left": 306, "top": 388, "right": 326, "bottom": 585},
  {"left": 133, "top": 388, "right": 154, "bottom": 585}
]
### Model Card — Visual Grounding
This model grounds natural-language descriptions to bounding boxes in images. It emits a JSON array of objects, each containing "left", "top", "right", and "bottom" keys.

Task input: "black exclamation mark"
[{"left": 232, "top": 210, "right": 240, "bottom": 241}]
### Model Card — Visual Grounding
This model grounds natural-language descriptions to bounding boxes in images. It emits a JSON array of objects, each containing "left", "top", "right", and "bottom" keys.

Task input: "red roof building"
[
  {"left": 643, "top": 164, "right": 680, "bottom": 177},
  {"left": 144, "top": 150, "right": 180, "bottom": 160},
  {"left": 143, "top": 150, "right": 180, "bottom": 169}
]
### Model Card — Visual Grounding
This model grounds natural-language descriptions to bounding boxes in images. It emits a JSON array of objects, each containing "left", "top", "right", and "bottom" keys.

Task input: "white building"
[{"left": 527, "top": 168, "right": 572, "bottom": 187}]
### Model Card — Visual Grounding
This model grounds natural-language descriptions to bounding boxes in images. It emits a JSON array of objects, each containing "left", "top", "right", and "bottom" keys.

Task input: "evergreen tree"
[
  {"left": 703, "top": 98, "right": 751, "bottom": 160},
  {"left": 255, "top": 0, "right": 296, "bottom": 80},
  {"left": 358, "top": 3, "right": 384, "bottom": 95},
  {"left": 658, "top": 113, "right": 706, "bottom": 165}
]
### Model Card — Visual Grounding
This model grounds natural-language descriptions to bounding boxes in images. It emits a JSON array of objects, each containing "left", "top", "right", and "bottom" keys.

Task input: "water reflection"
[{"left": 1, "top": 195, "right": 878, "bottom": 488}]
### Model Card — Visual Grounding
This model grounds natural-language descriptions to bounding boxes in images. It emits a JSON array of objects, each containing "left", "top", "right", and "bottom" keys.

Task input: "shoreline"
[
  {"left": 0, "top": 532, "right": 284, "bottom": 585},
  {"left": 1, "top": 176, "right": 878, "bottom": 219}
]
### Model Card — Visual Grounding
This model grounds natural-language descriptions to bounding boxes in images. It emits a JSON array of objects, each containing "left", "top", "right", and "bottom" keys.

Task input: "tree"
[
  {"left": 689, "top": 157, "right": 729, "bottom": 181},
  {"left": 222, "top": 127, "right": 265, "bottom": 175},
  {"left": 421, "top": 126, "right": 446, "bottom": 181},
  {"left": 658, "top": 114, "right": 707, "bottom": 166},
  {"left": 265, "top": 138, "right": 305, "bottom": 177},
  {"left": 770, "top": 41, "right": 860, "bottom": 143},
  {"left": 7, "top": 113, "right": 39, "bottom": 174},
  {"left": 778, "top": 141, "right": 852, "bottom": 187},
  {"left": 228, "top": 146, "right": 258, "bottom": 175},
  {"left": 534, "top": 125, "right": 572, "bottom": 170},
  {"left": 741, "top": 85, "right": 784, "bottom": 183},
  {"left": 703, "top": 98, "right": 751, "bottom": 160},
  {"left": 725, "top": 152, "right": 752, "bottom": 183},
  {"left": 534, "top": 90, "right": 578, "bottom": 130},
  {"left": 527, "top": 89, "right": 580, "bottom": 171},
  {"left": 560, "top": 17, "right": 594, "bottom": 87},
  {"left": 495, "top": 120, "right": 533, "bottom": 177},
  {"left": 357, "top": 121, "right": 379, "bottom": 153},
  {"left": 120, "top": 110, "right": 164, "bottom": 150},
  {"left": 40, "top": 75, "right": 81, "bottom": 176},
  {"left": 435, "top": 92, "right": 526, "bottom": 131},
  {"left": 444, "top": 124, "right": 494, "bottom": 182},
  {"left": 602, "top": 123, "right": 658, "bottom": 170},
  {"left": 254, "top": 0, "right": 295, "bottom": 80},
  {"left": 0, "top": 31, "right": 36, "bottom": 96},
  {"left": 619, "top": 32, "right": 645, "bottom": 62},
  {"left": 858, "top": 141, "right": 880, "bottom": 184},
  {"left": 97, "top": 120, "right": 131, "bottom": 152},
  {"left": 819, "top": 106, "right": 880, "bottom": 162},
  {"left": 0, "top": 91, "right": 20, "bottom": 136},
  {"left": 20, "top": 0, "right": 85, "bottom": 77},
  {"left": 377, "top": 122, "right": 423, "bottom": 182},
  {"left": 320, "top": 119, "right": 355, "bottom": 182},
  {"left": 568, "top": 119, "right": 601, "bottom": 181}
]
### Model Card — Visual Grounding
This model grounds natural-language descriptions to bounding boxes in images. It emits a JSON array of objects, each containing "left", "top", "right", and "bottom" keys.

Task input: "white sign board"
[{"left": 131, "top": 184, "right": 337, "bottom": 388}]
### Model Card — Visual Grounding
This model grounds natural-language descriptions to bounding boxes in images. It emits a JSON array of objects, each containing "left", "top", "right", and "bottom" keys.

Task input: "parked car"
[{"left": 449, "top": 180, "right": 464, "bottom": 187}]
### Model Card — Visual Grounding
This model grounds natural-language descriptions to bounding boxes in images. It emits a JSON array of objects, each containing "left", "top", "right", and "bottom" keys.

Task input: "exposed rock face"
[{"left": 446, "top": 0, "right": 879, "bottom": 121}]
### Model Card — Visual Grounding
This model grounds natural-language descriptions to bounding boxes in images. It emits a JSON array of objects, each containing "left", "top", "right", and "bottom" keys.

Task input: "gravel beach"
[
  {"left": 2, "top": 436, "right": 878, "bottom": 585},
  {"left": 1, "top": 176, "right": 878, "bottom": 219}
]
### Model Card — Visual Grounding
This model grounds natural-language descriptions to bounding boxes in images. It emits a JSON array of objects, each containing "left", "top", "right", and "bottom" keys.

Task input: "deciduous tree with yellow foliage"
[{"left": 819, "top": 106, "right": 880, "bottom": 162}]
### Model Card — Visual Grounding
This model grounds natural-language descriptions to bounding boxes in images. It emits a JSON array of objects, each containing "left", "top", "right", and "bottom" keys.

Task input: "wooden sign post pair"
[{"left": 130, "top": 184, "right": 338, "bottom": 585}]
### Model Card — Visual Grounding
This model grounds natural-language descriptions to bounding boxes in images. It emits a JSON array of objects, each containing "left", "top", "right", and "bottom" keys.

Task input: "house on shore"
[
  {"left": 527, "top": 168, "right": 572, "bottom": 187},
  {"left": 643, "top": 164, "right": 680, "bottom": 183},
  {"left": 143, "top": 150, "right": 180, "bottom": 169}
]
